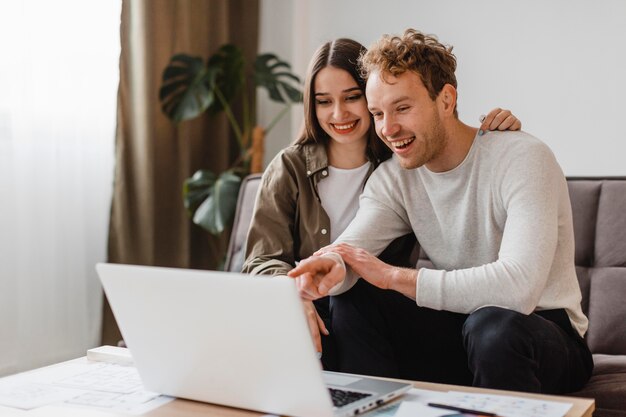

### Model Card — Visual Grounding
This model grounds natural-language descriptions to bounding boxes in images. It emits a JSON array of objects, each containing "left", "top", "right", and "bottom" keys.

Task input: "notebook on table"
[{"left": 96, "top": 263, "right": 410, "bottom": 417}]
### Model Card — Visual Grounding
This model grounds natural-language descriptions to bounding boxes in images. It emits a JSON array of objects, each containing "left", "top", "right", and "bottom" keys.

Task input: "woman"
[{"left": 242, "top": 38, "right": 520, "bottom": 370}]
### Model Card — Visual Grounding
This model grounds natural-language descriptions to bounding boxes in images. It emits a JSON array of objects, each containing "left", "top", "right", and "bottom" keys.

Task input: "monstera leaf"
[
  {"left": 159, "top": 45, "right": 247, "bottom": 122},
  {"left": 255, "top": 53, "right": 302, "bottom": 103},
  {"left": 206, "top": 44, "right": 245, "bottom": 114},
  {"left": 184, "top": 170, "right": 242, "bottom": 235},
  {"left": 159, "top": 55, "right": 214, "bottom": 122},
  {"left": 183, "top": 170, "right": 217, "bottom": 214}
]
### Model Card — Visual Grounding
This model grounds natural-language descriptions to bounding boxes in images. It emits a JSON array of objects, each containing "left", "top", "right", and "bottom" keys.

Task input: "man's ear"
[{"left": 437, "top": 84, "right": 457, "bottom": 116}]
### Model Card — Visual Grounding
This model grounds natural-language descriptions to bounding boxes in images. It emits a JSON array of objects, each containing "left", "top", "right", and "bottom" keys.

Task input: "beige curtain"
[{"left": 103, "top": 0, "right": 260, "bottom": 345}]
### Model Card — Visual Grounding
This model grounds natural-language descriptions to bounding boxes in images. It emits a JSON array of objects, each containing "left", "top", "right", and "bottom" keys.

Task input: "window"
[{"left": 0, "top": 0, "right": 121, "bottom": 375}]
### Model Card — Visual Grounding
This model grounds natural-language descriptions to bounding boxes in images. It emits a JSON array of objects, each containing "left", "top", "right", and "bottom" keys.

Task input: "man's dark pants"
[{"left": 330, "top": 279, "right": 593, "bottom": 394}]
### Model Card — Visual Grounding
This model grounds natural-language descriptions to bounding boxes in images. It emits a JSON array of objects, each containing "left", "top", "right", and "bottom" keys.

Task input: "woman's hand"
[
  {"left": 480, "top": 108, "right": 522, "bottom": 132},
  {"left": 302, "top": 300, "right": 328, "bottom": 355}
]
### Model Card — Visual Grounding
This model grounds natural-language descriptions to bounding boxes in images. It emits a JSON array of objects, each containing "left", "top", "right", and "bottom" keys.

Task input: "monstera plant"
[{"left": 159, "top": 44, "right": 302, "bottom": 235}]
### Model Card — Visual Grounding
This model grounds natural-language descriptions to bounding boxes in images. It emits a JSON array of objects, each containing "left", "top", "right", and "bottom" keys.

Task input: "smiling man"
[{"left": 288, "top": 29, "right": 593, "bottom": 394}]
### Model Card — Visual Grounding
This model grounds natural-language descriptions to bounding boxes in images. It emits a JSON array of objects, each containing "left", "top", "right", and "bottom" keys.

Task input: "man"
[{"left": 288, "top": 29, "right": 593, "bottom": 394}]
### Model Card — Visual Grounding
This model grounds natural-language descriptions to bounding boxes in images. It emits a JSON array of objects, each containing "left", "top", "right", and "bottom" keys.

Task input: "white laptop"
[{"left": 96, "top": 263, "right": 411, "bottom": 417}]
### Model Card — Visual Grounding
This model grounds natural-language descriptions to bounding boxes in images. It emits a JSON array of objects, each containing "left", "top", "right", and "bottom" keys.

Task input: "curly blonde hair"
[{"left": 359, "top": 29, "right": 457, "bottom": 106}]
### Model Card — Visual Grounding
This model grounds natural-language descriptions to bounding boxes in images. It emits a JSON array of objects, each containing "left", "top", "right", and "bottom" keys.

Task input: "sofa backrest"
[
  {"left": 224, "top": 174, "right": 263, "bottom": 273},
  {"left": 566, "top": 178, "right": 626, "bottom": 355},
  {"left": 226, "top": 175, "right": 626, "bottom": 355}
]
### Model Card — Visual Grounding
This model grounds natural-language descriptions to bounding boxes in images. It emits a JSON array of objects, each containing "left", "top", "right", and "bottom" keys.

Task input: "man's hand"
[
  {"left": 302, "top": 300, "right": 328, "bottom": 355},
  {"left": 316, "top": 243, "right": 419, "bottom": 300},
  {"left": 315, "top": 243, "right": 394, "bottom": 290},
  {"left": 288, "top": 255, "right": 346, "bottom": 300}
]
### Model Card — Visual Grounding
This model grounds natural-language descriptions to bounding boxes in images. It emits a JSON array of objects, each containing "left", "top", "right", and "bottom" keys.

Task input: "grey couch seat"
[
  {"left": 574, "top": 354, "right": 626, "bottom": 416},
  {"left": 227, "top": 175, "right": 626, "bottom": 417}
]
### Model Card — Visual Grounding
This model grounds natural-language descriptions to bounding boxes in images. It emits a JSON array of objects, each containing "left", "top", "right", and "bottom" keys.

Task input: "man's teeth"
[
  {"left": 392, "top": 137, "right": 415, "bottom": 148},
  {"left": 334, "top": 121, "right": 356, "bottom": 130}
]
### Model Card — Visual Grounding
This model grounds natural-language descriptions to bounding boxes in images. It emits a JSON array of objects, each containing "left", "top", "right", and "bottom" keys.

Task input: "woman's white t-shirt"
[{"left": 317, "top": 162, "right": 371, "bottom": 243}]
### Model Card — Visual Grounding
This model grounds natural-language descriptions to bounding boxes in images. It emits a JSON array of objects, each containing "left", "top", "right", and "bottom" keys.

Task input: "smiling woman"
[{"left": 0, "top": 1, "right": 120, "bottom": 375}]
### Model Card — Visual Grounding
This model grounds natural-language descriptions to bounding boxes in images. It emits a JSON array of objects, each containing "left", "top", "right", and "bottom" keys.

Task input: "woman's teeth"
[{"left": 333, "top": 121, "right": 356, "bottom": 130}]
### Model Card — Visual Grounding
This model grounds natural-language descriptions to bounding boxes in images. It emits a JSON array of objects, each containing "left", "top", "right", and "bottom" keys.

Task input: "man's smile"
[{"left": 388, "top": 136, "right": 416, "bottom": 151}]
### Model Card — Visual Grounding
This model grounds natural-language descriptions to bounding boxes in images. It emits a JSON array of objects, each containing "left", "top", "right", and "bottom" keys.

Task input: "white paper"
[
  {"left": 0, "top": 357, "right": 173, "bottom": 414},
  {"left": 0, "top": 405, "right": 29, "bottom": 416},
  {"left": 442, "top": 391, "right": 573, "bottom": 417},
  {"left": 0, "top": 382, "right": 85, "bottom": 409},
  {"left": 395, "top": 402, "right": 458, "bottom": 417},
  {"left": 361, "top": 387, "right": 573, "bottom": 417},
  {"left": 28, "top": 405, "right": 115, "bottom": 417}
]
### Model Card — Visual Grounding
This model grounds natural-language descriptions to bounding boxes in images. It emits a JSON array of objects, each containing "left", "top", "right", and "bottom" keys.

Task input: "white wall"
[{"left": 258, "top": 0, "right": 626, "bottom": 176}]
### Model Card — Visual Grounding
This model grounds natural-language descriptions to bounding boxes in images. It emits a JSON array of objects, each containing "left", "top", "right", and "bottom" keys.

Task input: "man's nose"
[{"left": 381, "top": 115, "right": 399, "bottom": 138}]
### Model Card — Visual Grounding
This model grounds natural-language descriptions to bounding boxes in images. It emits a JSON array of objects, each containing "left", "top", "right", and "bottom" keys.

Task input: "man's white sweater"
[{"left": 332, "top": 130, "right": 588, "bottom": 337}]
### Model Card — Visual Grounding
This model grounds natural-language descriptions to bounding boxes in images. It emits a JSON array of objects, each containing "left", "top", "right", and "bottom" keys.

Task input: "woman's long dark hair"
[{"left": 294, "top": 38, "right": 391, "bottom": 163}]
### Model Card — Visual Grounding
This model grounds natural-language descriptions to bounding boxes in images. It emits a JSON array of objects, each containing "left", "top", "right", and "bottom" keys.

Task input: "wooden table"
[
  {"left": 132, "top": 379, "right": 595, "bottom": 417},
  {"left": 0, "top": 370, "right": 594, "bottom": 417}
]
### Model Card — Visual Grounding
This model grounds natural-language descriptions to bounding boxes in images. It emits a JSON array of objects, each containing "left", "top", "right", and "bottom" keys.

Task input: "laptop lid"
[{"left": 96, "top": 263, "right": 409, "bottom": 417}]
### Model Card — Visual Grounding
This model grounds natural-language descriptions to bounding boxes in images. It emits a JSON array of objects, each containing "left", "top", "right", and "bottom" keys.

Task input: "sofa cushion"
[
  {"left": 572, "top": 354, "right": 626, "bottom": 417},
  {"left": 595, "top": 181, "right": 626, "bottom": 267},
  {"left": 575, "top": 266, "right": 591, "bottom": 317},
  {"left": 586, "top": 268, "right": 626, "bottom": 355},
  {"left": 567, "top": 181, "right": 601, "bottom": 267}
]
